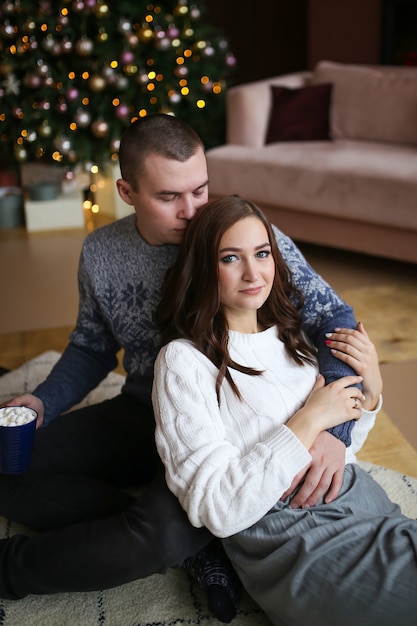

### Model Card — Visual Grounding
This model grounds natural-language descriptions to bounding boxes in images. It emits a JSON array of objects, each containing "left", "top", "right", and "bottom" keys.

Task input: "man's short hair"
[{"left": 118, "top": 114, "right": 204, "bottom": 189}]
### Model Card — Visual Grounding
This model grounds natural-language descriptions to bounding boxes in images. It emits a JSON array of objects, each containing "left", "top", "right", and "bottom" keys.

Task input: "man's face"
[{"left": 117, "top": 147, "right": 209, "bottom": 245}]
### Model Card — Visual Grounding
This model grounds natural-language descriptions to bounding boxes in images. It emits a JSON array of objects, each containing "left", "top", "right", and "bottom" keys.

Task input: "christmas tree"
[{"left": 0, "top": 0, "right": 235, "bottom": 177}]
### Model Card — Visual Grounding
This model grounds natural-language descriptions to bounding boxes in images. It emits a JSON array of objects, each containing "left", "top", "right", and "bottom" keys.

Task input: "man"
[{"left": 0, "top": 114, "right": 357, "bottom": 620}]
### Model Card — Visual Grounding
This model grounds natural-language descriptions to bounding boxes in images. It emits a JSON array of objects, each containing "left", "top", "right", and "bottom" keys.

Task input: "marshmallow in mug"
[{"left": 0, "top": 406, "right": 37, "bottom": 427}]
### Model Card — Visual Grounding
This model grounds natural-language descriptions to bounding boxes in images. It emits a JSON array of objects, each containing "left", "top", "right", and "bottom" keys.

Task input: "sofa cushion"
[
  {"left": 206, "top": 140, "right": 417, "bottom": 230},
  {"left": 266, "top": 83, "right": 332, "bottom": 143},
  {"left": 312, "top": 60, "right": 417, "bottom": 146}
]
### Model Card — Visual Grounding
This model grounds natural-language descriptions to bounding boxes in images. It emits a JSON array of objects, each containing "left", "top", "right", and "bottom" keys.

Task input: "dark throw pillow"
[{"left": 265, "top": 82, "right": 333, "bottom": 143}]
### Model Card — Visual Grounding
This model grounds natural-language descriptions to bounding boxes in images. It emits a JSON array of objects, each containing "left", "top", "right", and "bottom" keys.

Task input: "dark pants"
[{"left": 0, "top": 395, "right": 211, "bottom": 600}]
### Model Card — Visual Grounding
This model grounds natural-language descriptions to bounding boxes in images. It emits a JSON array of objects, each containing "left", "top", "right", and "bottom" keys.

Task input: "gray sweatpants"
[{"left": 223, "top": 464, "right": 417, "bottom": 626}]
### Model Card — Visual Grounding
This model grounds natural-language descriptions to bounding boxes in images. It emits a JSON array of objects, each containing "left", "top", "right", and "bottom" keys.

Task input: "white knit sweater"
[{"left": 153, "top": 326, "right": 380, "bottom": 538}]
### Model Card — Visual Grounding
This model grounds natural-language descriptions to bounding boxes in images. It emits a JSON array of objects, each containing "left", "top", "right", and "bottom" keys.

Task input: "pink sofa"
[{"left": 206, "top": 61, "right": 417, "bottom": 263}]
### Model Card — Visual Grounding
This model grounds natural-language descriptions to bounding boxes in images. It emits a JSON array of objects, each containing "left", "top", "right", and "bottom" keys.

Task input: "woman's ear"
[{"left": 116, "top": 178, "right": 134, "bottom": 205}]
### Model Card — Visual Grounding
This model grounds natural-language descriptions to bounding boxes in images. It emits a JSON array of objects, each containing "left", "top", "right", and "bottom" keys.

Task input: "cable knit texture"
[
  {"left": 153, "top": 327, "right": 379, "bottom": 538},
  {"left": 34, "top": 216, "right": 357, "bottom": 438}
]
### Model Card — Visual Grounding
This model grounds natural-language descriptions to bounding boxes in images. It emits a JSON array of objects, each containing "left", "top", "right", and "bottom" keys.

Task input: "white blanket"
[{"left": 0, "top": 352, "right": 415, "bottom": 626}]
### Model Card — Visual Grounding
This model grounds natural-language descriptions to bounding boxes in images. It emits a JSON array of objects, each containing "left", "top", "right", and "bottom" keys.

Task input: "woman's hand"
[
  {"left": 325, "top": 322, "right": 383, "bottom": 411},
  {"left": 287, "top": 374, "right": 364, "bottom": 450}
]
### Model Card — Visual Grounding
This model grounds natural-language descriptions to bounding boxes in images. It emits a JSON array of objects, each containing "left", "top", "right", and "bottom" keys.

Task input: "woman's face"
[{"left": 217, "top": 216, "right": 275, "bottom": 331}]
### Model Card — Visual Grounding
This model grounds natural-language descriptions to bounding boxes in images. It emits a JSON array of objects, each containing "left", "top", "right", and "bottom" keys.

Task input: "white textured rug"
[{"left": 0, "top": 352, "right": 416, "bottom": 626}]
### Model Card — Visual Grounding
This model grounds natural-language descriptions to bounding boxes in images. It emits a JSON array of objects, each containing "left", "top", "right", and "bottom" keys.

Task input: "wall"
[
  {"left": 206, "top": 0, "right": 308, "bottom": 85},
  {"left": 308, "top": 0, "right": 382, "bottom": 68},
  {"left": 207, "top": 0, "right": 386, "bottom": 88}
]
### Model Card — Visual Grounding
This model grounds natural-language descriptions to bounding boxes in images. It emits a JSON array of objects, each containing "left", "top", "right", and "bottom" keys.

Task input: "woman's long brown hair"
[{"left": 157, "top": 196, "right": 316, "bottom": 401}]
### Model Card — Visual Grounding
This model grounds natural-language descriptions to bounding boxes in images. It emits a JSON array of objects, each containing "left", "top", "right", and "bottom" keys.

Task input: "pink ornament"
[
  {"left": 127, "top": 34, "right": 139, "bottom": 48},
  {"left": 156, "top": 37, "right": 171, "bottom": 51},
  {"left": 61, "top": 38, "right": 73, "bottom": 53},
  {"left": 174, "top": 66, "right": 188, "bottom": 78},
  {"left": 72, "top": 1, "right": 85, "bottom": 11},
  {"left": 115, "top": 104, "right": 129, "bottom": 119},
  {"left": 167, "top": 25, "right": 180, "bottom": 39},
  {"left": 226, "top": 53, "right": 237, "bottom": 67},
  {"left": 24, "top": 74, "right": 42, "bottom": 89},
  {"left": 169, "top": 92, "right": 181, "bottom": 104},
  {"left": 64, "top": 170, "right": 75, "bottom": 181},
  {"left": 120, "top": 50, "right": 134, "bottom": 65},
  {"left": 66, "top": 87, "right": 79, "bottom": 100},
  {"left": 203, "top": 46, "right": 215, "bottom": 57}
]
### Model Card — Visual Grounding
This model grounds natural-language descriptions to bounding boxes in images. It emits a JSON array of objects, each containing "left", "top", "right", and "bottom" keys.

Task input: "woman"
[{"left": 152, "top": 196, "right": 416, "bottom": 626}]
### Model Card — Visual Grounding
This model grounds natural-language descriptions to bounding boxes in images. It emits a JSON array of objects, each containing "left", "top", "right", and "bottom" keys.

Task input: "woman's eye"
[
  {"left": 256, "top": 250, "right": 271, "bottom": 259},
  {"left": 221, "top": 254, "right": 237, "bottom": 263}
]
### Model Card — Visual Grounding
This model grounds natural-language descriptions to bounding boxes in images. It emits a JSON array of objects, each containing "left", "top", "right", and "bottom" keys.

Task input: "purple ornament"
[
  {"left": 226, "top": 53, "right": 237, "bottom": 67},
  {"left": 167, "top": 25, "right": 180, "bottom": 39},
  {"left": 120, "top": 50, "right": 134, "bottom": 65},
  {"left": 115, "top": 104, "right": 129, "bottom": 119},
  {"left": 61, "top": 38, "right": 73, "bottom": 53},
  {"left": 64, "top": 170, "right": 75, "bottom": 181},
  {"left": 66, "top": 87, "right": 79, "bottom": 100},
  {"left": 24, "top": 74, "right": 42, "bottom": 89}
]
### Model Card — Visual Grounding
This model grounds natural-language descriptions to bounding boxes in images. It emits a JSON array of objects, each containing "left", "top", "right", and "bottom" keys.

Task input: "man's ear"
[{"left": 116, "top": 178, "right": 134, "bottom": 205}]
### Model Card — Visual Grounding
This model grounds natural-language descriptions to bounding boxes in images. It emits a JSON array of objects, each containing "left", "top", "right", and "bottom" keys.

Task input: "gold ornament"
[
  {"left": 76, "top": 37, "right": 94, "bottom": 56},
  {"left": 97, "top": 28, "right": 108, "bottom": 43},
  {"left": 14, "top": 145, "right": 28, "bottom": 162},
  {"left": 89, "top": 75, "right": 106, "bottom": 92},
  {"left": 91, "top": 119, "right": 109, "bottom": 138},
  {"left": 95, "top": 3, "right": 109, "bottom": 17},
  {"left": 39, "top": 121, "right": 52, "bottom": 137}
]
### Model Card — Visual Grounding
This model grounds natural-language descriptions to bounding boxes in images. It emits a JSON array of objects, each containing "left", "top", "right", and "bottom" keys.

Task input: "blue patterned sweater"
[{"left": 34, "top": 215, "right": 358, "bottom": 444}]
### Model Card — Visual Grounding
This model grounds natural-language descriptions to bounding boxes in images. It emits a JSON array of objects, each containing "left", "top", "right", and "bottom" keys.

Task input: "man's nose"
[{"left": 177, "top": 197, "right": 197, "bottom": 220}]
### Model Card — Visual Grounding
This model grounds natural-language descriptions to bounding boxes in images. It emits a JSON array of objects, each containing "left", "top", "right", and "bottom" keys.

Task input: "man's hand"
[
  {"left": 281, "top": 431, "right": 345, "bottom": 509},
  {"left": 0, "top": 394, "right": 45, "bottom": 428}
]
